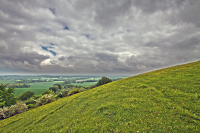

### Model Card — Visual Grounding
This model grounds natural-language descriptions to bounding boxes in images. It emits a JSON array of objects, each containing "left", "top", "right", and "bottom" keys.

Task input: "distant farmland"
[
  {"left": 0, "top": 75, "right": 127, "bottom": 97},
  {"left": 0, "top": 80, "right": 15, "bottom": 84},
  {"left": 13, "top": 81, "right": 63, "bottom": 97}
]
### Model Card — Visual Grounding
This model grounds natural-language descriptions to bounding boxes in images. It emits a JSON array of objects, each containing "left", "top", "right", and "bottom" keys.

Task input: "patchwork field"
[
  {"left": 0, "top": 80, "right": 15, "bottom": 84},
  {"left": 0, "top": 60, "right": 200, "bottom": 132},
  {"left": 15, "top": 81, "right": 64, "bottom": 97},
  {"left": 5, "top": 81, "right": 63, "bottom": 97}
]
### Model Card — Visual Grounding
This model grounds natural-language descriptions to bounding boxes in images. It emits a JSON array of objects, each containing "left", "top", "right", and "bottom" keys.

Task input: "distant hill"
[{"left": 0, "top": 60, "right": 200, "bottom": 132}]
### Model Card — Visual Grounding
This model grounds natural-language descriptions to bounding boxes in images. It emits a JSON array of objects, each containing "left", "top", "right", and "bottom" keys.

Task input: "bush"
[
  {"left": 31, "top": 95, "right": 42, "bottom": 100},
  {"left": 4, "top": 102, "right": 27, "bottom": 118},
  {"left": 62, "top": 89, "right": 69, "bottom": 97},
  {"left": 97, "top": 77, "right": 112, "bottom": 87},
  {"left": 56, "top": 89, "right": 69, "bottom": 99},
  {"left": 57, "top": 84, "right": 62, "bottom": 89},
  {"left": 64, "top": 84, "right": 75, "bottom": 89},
  {"left": 35, "top": 94, "right": 55, "bottom": 107},
  {"left": 27, "top": 104, "right": 35, "bottom": 109},
  {"left": 24, "top": 99, "right": 36, "bottom": 105},
  {"left": 49, "top": 86, "right": 59, "bottom": 93},
  {"left": 89, "top": 84, "right": 97, "bottom": 89},
  {"left": 42, "top": 90, "right": 54, "bottom": 95},
  {"left": 80, "top": 88, "right": 86, "bottom": 92},
  {"left": 56, "top": 93, "right": 63, "bottom": 99},
  {"left": 68, "top": 88, "right": 81, "bottom": 96},
  {"left": 17, "top": 91, "right": 35, "bottom": 101},
  {"left": 85, "top": 86, "right": 90, "bottom": 90},
  {"left": 0, "top": 107, "right": 8, "bottom": 119}
]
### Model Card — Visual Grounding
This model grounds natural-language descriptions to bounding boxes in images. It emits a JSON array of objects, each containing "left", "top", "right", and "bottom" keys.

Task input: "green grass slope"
[
  {"left": 0, "top": 61, "right": 200, "bottom": 132},
  {"left": 71, "top": 82, "right": 98, "bottom": 87}
]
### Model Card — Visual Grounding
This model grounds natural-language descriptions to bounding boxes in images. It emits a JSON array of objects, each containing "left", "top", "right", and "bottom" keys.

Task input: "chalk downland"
[{"left": 0, "top": 60, "right": 200, "bottom": 132}]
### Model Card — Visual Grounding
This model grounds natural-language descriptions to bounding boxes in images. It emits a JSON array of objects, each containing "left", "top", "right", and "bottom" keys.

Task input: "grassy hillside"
[
  {"left": 0, "top": 60, "right": 200, "bottom": 132},
  {"left": 71, "top": 82, "right": 98, "bottom": 87}
]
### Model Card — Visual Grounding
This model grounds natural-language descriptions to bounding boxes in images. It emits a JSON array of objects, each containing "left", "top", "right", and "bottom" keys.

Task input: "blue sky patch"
[
  {"left": 41, "top": 45, "right": 56, "bottom": 56},
  {"left": 41, "top": 46, "right": 48, "bottom": 51},
  {"left": 85, "top": 34, "right": 89, "bottom": 39},
  {"left": 63, "top": 23, "right": 69, "bottom": 30},
  {"left": 49, "top": 8, "right": 56, "bottom": 15},
  {"left": 49, "top": 50, "right": 57, "bottom": 56}
]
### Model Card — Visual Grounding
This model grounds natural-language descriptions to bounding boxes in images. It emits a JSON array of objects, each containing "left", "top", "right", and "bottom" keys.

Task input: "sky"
[{"left": 0, "top": 0, "right": 200, "bottom": 75}]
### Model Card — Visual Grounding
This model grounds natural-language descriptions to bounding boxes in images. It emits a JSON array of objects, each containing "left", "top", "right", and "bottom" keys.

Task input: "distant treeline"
[
  {"left": 8, "top": 83, "right": 30, "bottom": 88},
  {"left": 85, "top": 80, "right": 98, "bottom": 82},
  {"left": 15, "top": 79, "right": 51, "bottom": 83}
]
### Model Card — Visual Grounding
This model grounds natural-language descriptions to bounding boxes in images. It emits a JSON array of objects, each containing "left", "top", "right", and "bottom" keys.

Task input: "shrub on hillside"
[
  {"left": 7, "top": 102, "right": 28, "bottom": 117},
  {"left": 97, "top": 77, "right": 112, "bottom": 87},
  {"left": 56, "top": 93, "right": 63, "bottom": 99},
  {"left": 35, "top": 94, "right": 55, "bottom": 107},
  {"left": 42, "top": 90, "right": 54, "bottom": 95},
  {"left": 64, "top": 84, "right": 75, "bottom": 89},
  {"left": 31, "top": 95, "right": 42, "bottom": 100},
  {"left": 17, "top": 91, "right": 35, "bottom": 101},
  {"left": 24, "top": 99, "right": 36, "bottom": 105},
  {"left": 89, "top": 84, "right": 97, "bottom": 89},
  {"left": 27, "top": 104, "right": 35, "bottom": 109},
  {"left": 56, "top": 89, "right": 69, "bottom": 99},
  {"left": 2, "top": 102, "right": 27, "bottom": 118},
  {"left": 49, "top": 86, "right": 59, "bottom": 93},
  {"left": 62, "top": 89, "right": 69, "bottom": 97},
  {"left": 24, "top": 99, "right": 36, "bottom": 109},
  {"left": 85, "top": 86, "right": 90, "bottom": 90},
  {"left": 0, "top": 107, "right": 8, "bottom": 119},
  {"left": 80, "top": 88, "right": 86, "bottom": 92},
  {"left": 57, "top": 84, "right": 62, "bottom": 90},
  {"left": 67, "top": 88, "right": 81, "bottom": 96}
]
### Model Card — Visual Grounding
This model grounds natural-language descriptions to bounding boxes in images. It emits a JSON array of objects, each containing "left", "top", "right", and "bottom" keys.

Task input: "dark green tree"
[
  {"left": 42, "top": 90, "right": 54, "bottom": 95},
  {"left": 96, "top": 77, "right": 112, "bottom": 87},
  {"left": 0, "top": 84, "right": 16, "bottom": 108},
  {"left": 49, "top": 86, "right": 59, "bottom": 93},
  {"left": 57, "top": 84, "right": 62, "bottom": 90},
  {"left": 17, "top": 91, "right": 35, "bottom": 101},
  {"left": 64, "top": 79, "right": 70, "bottom": 84}
]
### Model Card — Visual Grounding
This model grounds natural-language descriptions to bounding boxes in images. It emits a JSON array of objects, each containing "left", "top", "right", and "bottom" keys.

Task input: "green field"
[
  {"left": 13, "top": 81, "right": 63, "bottom": 97},
  {"left": 0, "top": 60, "right": 200, "bottom": 132},
  {"left": 71, "top": 82, "right": 98, "bottom": 87},
  {"left": 0, "top": 80, "right": 15, "bottom": 84}
]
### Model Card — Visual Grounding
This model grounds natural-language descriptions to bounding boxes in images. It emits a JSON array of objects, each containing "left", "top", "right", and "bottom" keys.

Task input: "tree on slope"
[
  {"left": 97, "top": 77, "right": 112, "bottom": 87},
  {"left": 0, "top": 84, "right": 16, "bottom": 108},
  {"left": 17, "top": 91, "right": 35, "bottom": 101}
]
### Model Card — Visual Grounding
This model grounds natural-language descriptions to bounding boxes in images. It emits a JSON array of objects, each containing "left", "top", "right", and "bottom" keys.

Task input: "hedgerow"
[{"left": 0, "top": 101, "right": 27, "bottom": 119}]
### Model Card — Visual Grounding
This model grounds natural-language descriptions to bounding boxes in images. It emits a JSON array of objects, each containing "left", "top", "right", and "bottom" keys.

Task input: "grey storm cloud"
[
  {"left": 0, "top": 0, "right": 199, "bottom": 75},
  {"left": 95, "top": 53, "right": 118, "bottom": 63},
  {"left": 58, "top": 56, "right": 65, "bottom": 61}
]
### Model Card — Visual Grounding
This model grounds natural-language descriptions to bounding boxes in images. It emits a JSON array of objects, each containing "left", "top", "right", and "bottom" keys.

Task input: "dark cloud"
[
  {"left": 58, "top": 56, "right": 65, "bottom": 61},
  {"left": 67, "top": 55, "right": 75, "bottom": 60},
  {"left": 0, "top": 0, "right": 199, "bottom": 74},
  {"left": 132, "top": 0, "right": 187, "bottom": 14},
  {"left": 95, "top": 53, "right": 118, "bottom": 63},
  {"left": 177, "top": 0, "right": 200, "bottom": 27}
]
